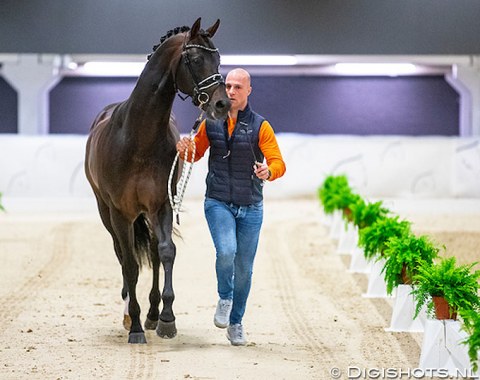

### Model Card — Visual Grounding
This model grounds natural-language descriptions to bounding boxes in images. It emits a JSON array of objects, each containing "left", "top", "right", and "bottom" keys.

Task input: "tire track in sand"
[
  {"left": 0, "top": 223, "right": 74, "bottom": 331},
  {"left": 265, "top": 219, "right": 336, "bottom": 368}
]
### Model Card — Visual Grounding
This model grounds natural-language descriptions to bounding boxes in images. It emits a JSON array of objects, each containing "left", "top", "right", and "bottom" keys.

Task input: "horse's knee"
[{"left": 158, "top": 242, "right": 176, "bottom": 263}]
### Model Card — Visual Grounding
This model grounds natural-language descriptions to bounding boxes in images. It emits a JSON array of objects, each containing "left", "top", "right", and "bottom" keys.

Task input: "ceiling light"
[
  {"left": 334, "top": 63, "right": 417, "bottom": 76},
  {"left": 220, "top": 55, "right": 298, "bottom": 66},
  {"left": 79, "top": 61, "right": 146, "bottom": 76}
]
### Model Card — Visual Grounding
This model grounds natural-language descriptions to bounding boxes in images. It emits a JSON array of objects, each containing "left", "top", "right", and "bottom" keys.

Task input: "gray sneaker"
[
  {"left": 227, "top": 323, "right": 246, "bottom": 346},
  {"left": 214, "top": 299, "right": 232, "bottom": 328}
]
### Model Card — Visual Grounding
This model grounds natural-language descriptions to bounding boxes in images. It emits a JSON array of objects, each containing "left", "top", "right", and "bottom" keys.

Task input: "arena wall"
[{"left": 1, "top": 134, "right": 479, "bottom": 212}]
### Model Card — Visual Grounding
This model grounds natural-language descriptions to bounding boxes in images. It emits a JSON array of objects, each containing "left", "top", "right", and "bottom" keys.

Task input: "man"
[{"left": 176, "top": 68, "right": 286, "bottom": 346}]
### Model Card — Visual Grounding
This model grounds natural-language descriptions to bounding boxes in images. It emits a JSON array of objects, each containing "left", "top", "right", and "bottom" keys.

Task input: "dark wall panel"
[
  {"left": 49, "top": 75, "right": 459, "bottom": 136},
  {"left": 1, "top": 0, "right": 480, "bottom": 55},
  {"left": 49, "top": 77, "right": 205, "bottom": 134},
  {"left": 49, "top": 77, "right": 136, "bottom": 134},
  {"left": 249, "top": 76, "right": 459, "bottom": 135},
  {"left": 0, "top": 78, "right": 17, "bottom": 133}
]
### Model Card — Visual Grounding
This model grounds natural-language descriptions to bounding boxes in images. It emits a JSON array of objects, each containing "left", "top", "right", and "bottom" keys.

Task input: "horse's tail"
[{"left": 133, "top": 215, "right": 155, "bottom": 268}]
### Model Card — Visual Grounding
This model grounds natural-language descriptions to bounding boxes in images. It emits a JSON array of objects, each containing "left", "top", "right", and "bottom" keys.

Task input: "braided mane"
[
  {"left": 147, "top": 25, "right": 213, "bottom": 60},
  {"left": 147, "top": 26, "right": 190, "bottom": 60}
]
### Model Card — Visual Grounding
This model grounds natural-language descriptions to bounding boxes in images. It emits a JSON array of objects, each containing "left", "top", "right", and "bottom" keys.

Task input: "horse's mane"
[
  {"left": 147, "top": 25, "right": 211, "bottom": 61},
  {"left": 147, "top": 26, "right": 190, "bottom": 60}
]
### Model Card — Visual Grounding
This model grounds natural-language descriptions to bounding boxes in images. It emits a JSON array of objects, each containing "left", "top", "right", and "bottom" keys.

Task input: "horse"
[{"left": 84, "top": 18, "right": 230, "bottom": 344}]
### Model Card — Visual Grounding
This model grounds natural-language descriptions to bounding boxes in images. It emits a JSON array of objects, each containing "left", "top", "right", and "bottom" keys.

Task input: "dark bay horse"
[{"left": 85, "top": 18, "right": 230, "bottom": 344}]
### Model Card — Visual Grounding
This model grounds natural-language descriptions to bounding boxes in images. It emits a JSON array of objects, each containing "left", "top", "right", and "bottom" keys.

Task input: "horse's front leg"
[
  {"left": 92, "top": 196, "right": 132, "bottom": 331},
  {"left": 144, "top": 234, "right": 161, "bottom": 330},
  {"left": 110, "top": 208, "right": 146, "bottom": 344},
  {"left": 153, "top": 204, "right": 177, "bottom": 338}
]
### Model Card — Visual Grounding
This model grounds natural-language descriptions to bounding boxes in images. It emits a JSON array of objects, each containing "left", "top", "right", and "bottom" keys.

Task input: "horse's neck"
[
  {"left": 124, "top": 55, "right": 177, "bottom": 145},
  {"left": 131, "top": 56, "right": 176, "bottom": 117}
]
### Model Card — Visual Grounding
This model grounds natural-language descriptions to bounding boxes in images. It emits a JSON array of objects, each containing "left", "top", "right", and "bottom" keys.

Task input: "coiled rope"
[{"left": 168, "top": 111, "right": 204, "bottom": 225}]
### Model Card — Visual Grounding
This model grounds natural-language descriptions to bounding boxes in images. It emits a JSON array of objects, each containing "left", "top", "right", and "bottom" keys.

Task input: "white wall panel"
[{"left": 1, "top": 134, "right": 479, "bottom": 212}]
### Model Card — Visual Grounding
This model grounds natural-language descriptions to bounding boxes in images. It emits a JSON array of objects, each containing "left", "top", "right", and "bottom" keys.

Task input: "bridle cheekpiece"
[{"left": 180, "top": 42, "right": 224, "bottom": 109}]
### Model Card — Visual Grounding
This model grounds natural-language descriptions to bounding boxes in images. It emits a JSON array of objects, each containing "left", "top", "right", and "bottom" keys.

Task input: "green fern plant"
[
  {"left": 340, "top": 193, "right": 363, "bottom": 223},
  {"left": 318, "top": 174, "right": 359, "bottom": 215},
  {"left": 411, "top": 257, "right": 480, "bottom": 320},
  {"left": 460, "top": 309, "right": 480, "bottom": 372},
  {"left": 357, "top": 215, "right": 411, "bottom": 262},
  {"left": 349, "top": 199, "right": 389, "bottom": 230},
  {"left": 382, "top": 233, "right": 439, "bottom": 295}
]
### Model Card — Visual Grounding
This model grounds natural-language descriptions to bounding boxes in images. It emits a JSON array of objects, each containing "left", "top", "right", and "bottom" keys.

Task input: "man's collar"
[{"left": 236, "top": 103, "right": 251, "bottom": 120}]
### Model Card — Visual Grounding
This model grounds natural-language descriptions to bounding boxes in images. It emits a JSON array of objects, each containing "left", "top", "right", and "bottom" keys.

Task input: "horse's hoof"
[
  {"left": 128, "top": 332, "right": 147, "bottom": 344},
  {"left": 123, "top": 314, "right": 132, "bottom": 331},
  {"left": 156, "top": 320, "right": 177, "bottom": 339},
  {"left": 144, "top": 317, "right": 158, "bottom": 330}
]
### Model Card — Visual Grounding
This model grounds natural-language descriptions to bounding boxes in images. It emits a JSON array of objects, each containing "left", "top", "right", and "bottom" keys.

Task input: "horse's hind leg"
[
  {"left": 144, "top": 237, "right": 161, "bottom": 330},
  {"left": 153, "top": 204, "right": 177, "bottom": 338},
  {"left": 109, "top": 208, "right": 146, "bottom": 344}
]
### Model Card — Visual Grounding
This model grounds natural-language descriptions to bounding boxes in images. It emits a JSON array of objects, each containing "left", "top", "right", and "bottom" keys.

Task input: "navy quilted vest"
[{"left": 205, "top": 104, "right": 265, "bottom": 205}]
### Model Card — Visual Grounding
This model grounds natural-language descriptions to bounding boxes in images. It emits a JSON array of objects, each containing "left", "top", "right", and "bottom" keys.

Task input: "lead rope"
[{"left": 168, "top": 110, "right": 205, "bottom": 225}]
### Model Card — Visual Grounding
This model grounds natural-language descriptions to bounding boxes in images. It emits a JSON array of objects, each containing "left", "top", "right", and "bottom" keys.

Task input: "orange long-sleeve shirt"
[{"left": 190, "top": 117, "right": 286, "bottom": 181}]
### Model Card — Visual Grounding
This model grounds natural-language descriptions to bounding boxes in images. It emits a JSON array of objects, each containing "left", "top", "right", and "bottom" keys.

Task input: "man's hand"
[
  {"left": 176, "top": 137, "right": 194, "bottom": 157},
  {"left": 253, "top": 161, "right": 271, "bottom": 181}
]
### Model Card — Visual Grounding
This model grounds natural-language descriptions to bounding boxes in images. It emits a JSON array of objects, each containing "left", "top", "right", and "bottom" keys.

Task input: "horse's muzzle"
[
  {"left": 207, "top": 87, "right": 231, "bottom": 120},
  {"left": 214, "top": 99, "right": 230, "bottom": 114}
]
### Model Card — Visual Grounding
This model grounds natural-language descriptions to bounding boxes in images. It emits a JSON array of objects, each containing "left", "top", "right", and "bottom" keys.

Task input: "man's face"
[{"left": 225, "top": 71, "right": 251, "bottom": 112}]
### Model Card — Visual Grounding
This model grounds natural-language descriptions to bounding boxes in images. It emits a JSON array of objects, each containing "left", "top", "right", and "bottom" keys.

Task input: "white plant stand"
[
  {"left": 336, "top": 222, "right": 358, "bottom": 255},
  {"left": 362, "top": 258, "right": 390, "bottom": 298},
  {"left": 385, "top": 284, "right": 427, "bottom": 332},
  {"left": 320, "top": 210, "right": 333, "bottom": 227},
  {"left": 328, "top": 210, "right": 343, "bottom": 240},
  {"left": 418, "top": 319, "right": 477, "bottom": 378},
  {"left": 348, "top": 247, "right": 372, "bottom": 274}
]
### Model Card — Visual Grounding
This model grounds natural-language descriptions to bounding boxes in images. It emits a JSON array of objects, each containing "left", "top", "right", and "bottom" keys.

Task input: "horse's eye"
[{"left": 192, "top": 56, "right": 204, "bottom": 65}]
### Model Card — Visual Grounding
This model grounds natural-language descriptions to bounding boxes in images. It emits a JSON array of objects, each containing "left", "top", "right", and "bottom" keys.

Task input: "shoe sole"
[
  {"left": 214, "top": 319, "right": 228, "bottom": 329},
  {"left": 226, "top": 334, "right": 246, "bottom": 346}
]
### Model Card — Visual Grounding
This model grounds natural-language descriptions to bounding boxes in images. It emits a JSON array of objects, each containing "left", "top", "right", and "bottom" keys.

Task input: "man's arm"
[
  {"left": 176, "top": 120, "right": 210, "bottom": 162},
  {"left": 258, "top": 121, "right": 286, "bottom": 181}
]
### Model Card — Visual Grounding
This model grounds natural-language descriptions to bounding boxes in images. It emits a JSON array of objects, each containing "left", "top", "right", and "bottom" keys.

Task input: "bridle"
[
  {"left": 178, "top": 41, "right": 225, "bottom": 109},
  {"left": 169, "top": 38, "right": 225, "bottom": 225}
]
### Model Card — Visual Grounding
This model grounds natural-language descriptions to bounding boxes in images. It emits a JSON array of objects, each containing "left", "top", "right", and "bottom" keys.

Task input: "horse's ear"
[
  {"left": 190, "top": 17, "right": 202, "bottom": 39},
  {"left": 206, "top": 19, "right": 220, "bottom": 38}
]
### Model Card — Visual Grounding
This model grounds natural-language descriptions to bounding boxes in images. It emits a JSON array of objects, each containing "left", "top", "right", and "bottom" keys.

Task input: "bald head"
[
  {"left": 226, "top": 68, "right": 251, "bottom": 86},
  {"left": 225, "top": 68, "right": 252, "bottom": 116}
]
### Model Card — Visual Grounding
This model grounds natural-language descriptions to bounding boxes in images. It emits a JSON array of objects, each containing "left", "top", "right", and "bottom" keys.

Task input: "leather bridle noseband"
[{"left": 179, "top": 42, "right": 225, "bottom": 109}]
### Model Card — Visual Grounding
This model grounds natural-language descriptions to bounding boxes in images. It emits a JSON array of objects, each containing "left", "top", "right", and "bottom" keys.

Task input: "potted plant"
[
  {"left": 460, "top": 309, "right": 480, "bottom": 373},
  {"left": 348, "top": 199, "right": 389, "bottom": 230},
  {"left": 411, "top": 257, "right": 480, "bottom": 320},
  {"left": 318, "top": 174, "right": 358, "bottom": 216},
  {"left": 357, "top": 215, "right": 411, "bottom": 262},
  {"left": 382, "top": 232, "right": 439, "bottom": 296}
]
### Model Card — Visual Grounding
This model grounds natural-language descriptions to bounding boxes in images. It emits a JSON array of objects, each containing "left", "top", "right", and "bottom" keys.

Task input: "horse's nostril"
[{"left": 215, "top": 100, "right": 229, "bottom": 110}]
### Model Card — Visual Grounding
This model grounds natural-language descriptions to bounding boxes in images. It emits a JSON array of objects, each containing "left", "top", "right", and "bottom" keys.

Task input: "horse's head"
[{"left": 174, "top": 18, "right": 231, "bottom": 120}]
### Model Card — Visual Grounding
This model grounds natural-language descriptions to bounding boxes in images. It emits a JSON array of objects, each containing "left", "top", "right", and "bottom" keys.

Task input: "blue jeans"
[{"left": 204, "top": 197, "right": 263, "bottom": 325}]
